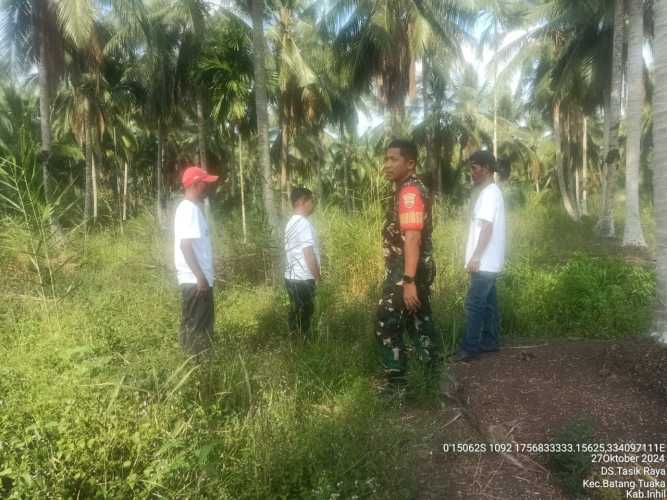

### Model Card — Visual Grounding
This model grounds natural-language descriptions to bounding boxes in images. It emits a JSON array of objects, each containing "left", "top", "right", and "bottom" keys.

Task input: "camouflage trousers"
[{"left": 375, "top": 263, "right": 436, "bottom": 377}]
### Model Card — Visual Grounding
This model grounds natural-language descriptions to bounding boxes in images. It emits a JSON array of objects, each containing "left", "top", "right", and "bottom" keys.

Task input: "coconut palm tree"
[
  {"left": 61, "top": 20, "right": 113, "bottom": 224},
  {"left": 1, "top": 0, "right": 94, "bottom": 208},
  {"left": 269, "top": 0, "right": 347, "bottom": 210},
  {"left": 160, "top": 0, "right": 210, "bottom": 170},
  {"left": 326, "top": 0, "right": 472, "bottom": 134},
  {"left": 597, "top": 0, "right": 625, "bottom": 238},
  {"left": 652, "top": 0, "right": 667, "bottom": 342},
  {"left": 500, "top": 0, "right": 620, "bottom": 220},
  {"left": 250, "top": 0, "right": 278, "bottom": 230},
  {"left": 622, "top": 0, "right": 647, "bottom": 247},
  {"left": 477, "top": 0, "right": 528, "bottom": 159},
  {"left": 420, "top": 1, "right": 475, "bottom": 194},
  {"left": 109, "top": 2, "right": 183, "bottom": 224},
  {"left": 197, "top": 12, "right": 255, "bottom": 237},
  {"left": 270, "top": 0, "right": 319, "bottom": 210}
]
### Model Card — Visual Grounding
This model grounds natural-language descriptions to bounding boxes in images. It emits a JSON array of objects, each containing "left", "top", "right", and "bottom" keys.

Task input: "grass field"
[{"left": 0, "top": 197, "right": 656, "bottom": 498}]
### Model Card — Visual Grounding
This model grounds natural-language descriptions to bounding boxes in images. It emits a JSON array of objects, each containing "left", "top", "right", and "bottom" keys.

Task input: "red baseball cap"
[{"left": 182, "top": 166, "right": 219, "bottom": 188}]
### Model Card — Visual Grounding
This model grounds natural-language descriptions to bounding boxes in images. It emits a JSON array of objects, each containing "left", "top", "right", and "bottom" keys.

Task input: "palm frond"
[{"left": 55, "top": 0, "right": 95, "bottom": 48}]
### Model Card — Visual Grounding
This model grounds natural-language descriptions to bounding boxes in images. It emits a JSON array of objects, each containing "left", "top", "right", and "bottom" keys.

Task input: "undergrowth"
[{"left": 0, "top": 199, "right": 656, "bottom": 498}]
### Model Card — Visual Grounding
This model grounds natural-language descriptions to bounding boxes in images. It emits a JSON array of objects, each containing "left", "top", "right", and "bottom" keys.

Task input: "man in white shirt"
[
  {"left": 456, "top": 151, "right": 506, "bottom": 362},
  {"left": 284, "top": 187, "right": 320, "bottom": 337},
  {"left": 174, "top": 165, "right": 218, "bottom": 354}
]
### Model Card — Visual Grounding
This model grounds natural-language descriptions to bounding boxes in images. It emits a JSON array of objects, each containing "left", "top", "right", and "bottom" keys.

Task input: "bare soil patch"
[{"left": 404, "top": 338, "right": 667, "bottom": 499}]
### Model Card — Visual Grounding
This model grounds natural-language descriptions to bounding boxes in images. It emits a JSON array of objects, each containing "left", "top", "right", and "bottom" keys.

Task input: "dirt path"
[{"left": 404, "top": 339, "right": 667, "bottom": 499}]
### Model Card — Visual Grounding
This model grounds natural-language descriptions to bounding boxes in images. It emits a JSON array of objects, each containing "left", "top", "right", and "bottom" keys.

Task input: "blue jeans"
[{"left": 460, "top": 272, "right": 500, "bottom": 356}]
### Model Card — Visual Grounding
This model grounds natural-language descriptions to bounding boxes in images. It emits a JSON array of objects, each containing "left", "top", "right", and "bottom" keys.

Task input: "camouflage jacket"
[{"left": 381, "top": 174, "right": 434, "bottom": 283}]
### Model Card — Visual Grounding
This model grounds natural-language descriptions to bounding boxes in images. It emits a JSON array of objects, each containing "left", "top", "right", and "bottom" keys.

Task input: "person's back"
[
  {"left": 284, "top": 214, "right": 320, "bottom": 281},
  {"left": 465, "top": 182, "right": 506, "bottom": 273},
  {"left": 283, "top": 188, "right": 320, "bottom": 337},
  {"left": 456, "top": 151, "right": 506, "bottom": 362}
]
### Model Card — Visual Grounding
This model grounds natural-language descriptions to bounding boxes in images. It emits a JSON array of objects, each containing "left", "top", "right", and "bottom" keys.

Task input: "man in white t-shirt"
[
  {"left": 174, "top": 165, "right": 218, "bottom": 354},
  {"left": 284, "top": 187, "right": 320, "bottom": 337},
  {"left": 455, "top": 150, "right": 506, "bottom": 362}
]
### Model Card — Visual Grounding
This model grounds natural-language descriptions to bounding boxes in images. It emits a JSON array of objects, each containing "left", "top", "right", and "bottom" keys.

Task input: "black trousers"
[
  {"left": 284, "top": 279, "right": 316, "bottom": 336},
  {"left": 179, "top": 284, "right": 214, "bottom": 354}
]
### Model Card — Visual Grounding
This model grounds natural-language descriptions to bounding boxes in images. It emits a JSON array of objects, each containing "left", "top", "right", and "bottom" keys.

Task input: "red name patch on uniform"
[{"left": 398, "top": 186, "right": 425, "bottom": 230}]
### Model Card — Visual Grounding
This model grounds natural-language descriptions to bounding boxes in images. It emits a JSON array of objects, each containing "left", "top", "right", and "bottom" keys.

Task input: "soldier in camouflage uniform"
[{"left": 376, "top": 139, "right": 436, "bottom": 380}]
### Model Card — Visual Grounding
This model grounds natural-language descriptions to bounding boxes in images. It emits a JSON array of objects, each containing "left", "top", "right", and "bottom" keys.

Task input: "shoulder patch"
[
  {"left": 398, "top": 186, "right": 424, "bottom": 211},
  {"left": 398, "top": 185, "right": 425, "bottom": 230},
  {"left": 402, "top": 191, "right": 417, "bottom": 209}
]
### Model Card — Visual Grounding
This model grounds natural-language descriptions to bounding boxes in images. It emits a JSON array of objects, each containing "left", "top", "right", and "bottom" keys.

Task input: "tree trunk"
[
  {"left": 251, "top": 0, "right": 278, "bottom": 231},
  {"left": 317, "top": 163, "right": 324, "bottom": 203},
  {"left": 204, "top": 197, "right": 214, "bottom": 240},
  {"left": 423, "top": 54, "right": 437, "bottom": 196},
  {"left": 652, "top": 0, "right": 667, "bottom": 343},
  {"left": 600, "top": 97, "right": 611, "bottom": 220},
  {"left": 280, "top": 118, "right": 289, "bottom": 214},
  {"left": 239, "top": 134, "right": 247, "bottom": 244},
  {"left": 436, "top": 93, "right": 444, "bottom": 193},
  {"left": 122, "top": 160, "right": 128, "bottom": 222},
  {"left": 343, "top": 159, "right": 350, "bottom": 211},
  {"left": 84, "top": 106, "right": 93, "bottom": 224},
  {"left": 37, "top": 1, "right": 52, "bottom": 202},
  {"left": 389, "top": 102, "right": 405, "bottom": 137},
  {"left": 582, "top": 115, "right": 589, "bottom": 216},
  {"left": 196, "top": 90, "right": 208, "bottom": 171},
  {"left": 340, "top": 141, "right": 353, "bottom": 212},
  {"left": 316, "top": 133, "right": 325, "bottom": 202},
  {"left": 565, "top": 110, "right": 580, "bottom": 215},
  {"left": 575, "top": 164, "right": 581, "bottom": 211},
  {"left": 111, "top": 128, "right": 121, "bottom": 219},
  {"left": 156, "top": 127, "right": 164, "bottom": 224},
  {"left": 492, "top": 18, "right": 498, "bottom": 160},
  {"left": 341, "top": 125, "right": 351, "bottom": 212},
  {"left": 92, "top": 149, "right": 98, "bottom": 220},
  {"left": 553, "top": 102, "right": 579, "bottom": 220},
  {"left": 622, "top": 0, "right": 647, "bottom": 247},
  {"left": 597, "top": 0, "right": 625, "bottom": 237},
  {"left": 133, "top": 163, "right": 139, "bottom": 215}
]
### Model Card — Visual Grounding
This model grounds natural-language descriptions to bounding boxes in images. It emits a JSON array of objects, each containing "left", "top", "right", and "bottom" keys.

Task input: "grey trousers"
[{"left": 179, "top": 284, "right": 214, "bottom": 354}]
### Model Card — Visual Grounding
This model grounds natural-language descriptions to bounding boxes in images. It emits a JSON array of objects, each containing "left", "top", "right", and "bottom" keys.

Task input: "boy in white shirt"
[
  {"left": 284, "top": 187, "right": 321, "bottom": 337},
  {"left": 174, "top": 165, "right": 218, "bottom": 354},
  {"left": 456, "top": 151, "right": 506, "bottom": 362}
]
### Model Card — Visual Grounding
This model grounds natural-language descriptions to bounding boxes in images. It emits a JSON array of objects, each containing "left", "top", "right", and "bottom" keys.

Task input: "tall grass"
[
  {"left": 0, "top": 197, "right": 656, "bottom": 498},
  {"left": 0, "top": 135, "right": 78, "bottom": 301},
  {"left": 0, "top": 209, "right": 415, "bottom": 498}
]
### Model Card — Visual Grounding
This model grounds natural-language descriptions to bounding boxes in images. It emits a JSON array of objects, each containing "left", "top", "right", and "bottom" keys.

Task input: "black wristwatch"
[{"left": 402, "top": 275, "right": 415, "bottom": 284}]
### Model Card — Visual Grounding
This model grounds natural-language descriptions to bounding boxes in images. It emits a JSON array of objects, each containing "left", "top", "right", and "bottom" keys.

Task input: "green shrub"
[{"left": 500, "top": 255, "right": 654, "bottom": 338}]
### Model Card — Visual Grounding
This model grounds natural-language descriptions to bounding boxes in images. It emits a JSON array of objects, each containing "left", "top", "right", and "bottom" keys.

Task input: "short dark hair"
[
  {"left": 468, "top": 150, "right": 496, "bottom": 171},
  {"left": 290, "top": 187, "right": 313, "bottom": 206},
  {"left": 387, "top": 138, "right": 418, "bottom": 163}
]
